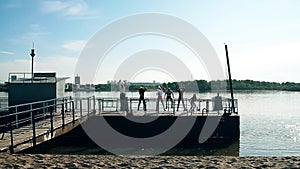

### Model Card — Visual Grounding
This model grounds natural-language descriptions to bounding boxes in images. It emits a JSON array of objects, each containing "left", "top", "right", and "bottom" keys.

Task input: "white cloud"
[
  {"left": 61, "top": 40, "right": 86, "bottom": 52},
  {"left": 40, "top": 0, "right": 99, "bottom": 19},
  {"left": 41, "top": 1, "right": 70, "bottom": 13},
  {"left": 0, "top": 51, "right": 15, "bottom": 55}
]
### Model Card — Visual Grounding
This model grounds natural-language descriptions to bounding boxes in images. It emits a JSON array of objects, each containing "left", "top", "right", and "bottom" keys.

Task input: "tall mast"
[
  {"left": 30, "top": 42, "right": 35, "bottom": 82},
  {"left": 225, "top": 44, "right": 235, "bottom": 113}
]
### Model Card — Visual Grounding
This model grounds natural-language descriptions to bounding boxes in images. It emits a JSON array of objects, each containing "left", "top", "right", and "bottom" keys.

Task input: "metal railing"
[
  {"left": 74, "top": 96, "right": 97, "bottom": 118},
  {"left": 0, "top": 97, "right": 8, "bottom": 108},
  {"left": 0, "top": 96, "right": 96, "bottom": 154},
  {"left": 97, "top": 96, "right": 238, "bottom": 116},
  {"left": 8, "top": 72, "right": 56, "bottom": 83}
]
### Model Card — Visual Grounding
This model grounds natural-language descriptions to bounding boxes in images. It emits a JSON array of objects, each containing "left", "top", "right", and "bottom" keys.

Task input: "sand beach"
[{"left": 0, "top": 154, "right": 299, "bottom": 168}]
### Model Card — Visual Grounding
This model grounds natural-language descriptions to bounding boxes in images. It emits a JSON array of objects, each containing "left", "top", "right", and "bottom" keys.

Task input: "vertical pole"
[
  {"left": 15, "top": 107, "right": 18, "bottom": 128},
  {"left": 72, "top": 100, "right": 75, "bottom": 124},
  {"left": 98, "top": 99, "right": 101, "bottom": 115},
  {"left": 9, "top": 121, "right": 14, "bottom": 154},
  {"left": 43, "top": 102, "right": 45, "bottom": 119},
  {"left": 206, "top": 100, "right": 209, "bottom": 115},
  {"left": 50, "top": 107, "right": 53, "bottom": 138},
  {"left": 30, "top": 44, "right": 35, "bottom": 82},
  {"left": 130, "top": 98, "right": 132, "bottom": 114},
  {"left": 101, "top": 99, "right": 104, "bottom": 113},
  {"left": 173, "top": 100, "right": 175, "bottom": 115},
  {"left": 32, "top": 112, "right": 36, "bottom": 147},
  {"left": 80, "top": 99, "right": 82, "bottom": 119},
  {"left": 31, "top": 56, "right": 34, "bottom": 82},
  {"left": 93, "top": 96, "right": 96, "bottom": 115},
  {"left": 30, "top": 104, "right": 33, "bottom": 126},
  {"left": 87, "top": 98, "right": 90, "bottom": 117},
  {"left": 62, "top": 102, "right": 65, "bottom": 129},
  {"left": 225, "top": 44, "right": 235, "bottom": 113}
]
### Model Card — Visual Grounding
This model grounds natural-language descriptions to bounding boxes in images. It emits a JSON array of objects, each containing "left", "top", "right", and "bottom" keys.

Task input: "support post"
[
  {"left": 80, "top": 100, "right": 82, "bottom": 119},
  {"left": 31, "top": 112, "right": 36, "bottom": 147},
  {"left": 9, "top": 121, "right": 14, "bottom": 154},
  {"left": 93, "top": 96, "right": 96, "bottom": 115},
  {"left": 130, "top": 98, "right": 132, "bottom": 114},
  {"left": 15, "top": 107, "right": 18, "bottom": 128},
  {"left": 72, "top": 100, "right": 75, "bottom": 124},
  {"left": 30, "top": 104, "right": 33, "bottom": 126},
  {"left": 50, "top": 107, "right": 53, "bottom": 138},
  {"left": 225, "top": 44, "right": 235, "bottom": 113},
  {"left": 87, "top": 98, "right": 90, "bottom": 117},
  {"left": 62, "top": 103, "right": 65, "bottom": 129}
]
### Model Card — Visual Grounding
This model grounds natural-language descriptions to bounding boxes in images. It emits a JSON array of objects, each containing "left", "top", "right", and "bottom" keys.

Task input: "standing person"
[
  {"left": 156, "top": 86, "right": 165, "bottom": 111},
  {"left": 118, "top": 80, "right": 127, "bottom": 111},
  {"left": 176, "top": 87, "right": 186, "bottom": 111},
  {"left": 165, "top": 88, "right": 174, "bottom": 109},
  {"left": 190, "top": 94, "right": 197, "bottom": 112},
  {"left": 138, "top": 86, "right": 147, "bottom": 111}
]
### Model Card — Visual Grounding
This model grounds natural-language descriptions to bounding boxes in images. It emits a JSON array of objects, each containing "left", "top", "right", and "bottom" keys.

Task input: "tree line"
[
  {"left": 1, "top": 80, "right": 299, "bottom": 92},
  {"left": 94, "top": 79, "right": 300, "bottom": 92}
]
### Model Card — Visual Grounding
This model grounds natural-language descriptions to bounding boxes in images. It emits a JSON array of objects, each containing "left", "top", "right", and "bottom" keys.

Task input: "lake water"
[{"left": 1, "top": 90, "right": 300, "bottom": 156}]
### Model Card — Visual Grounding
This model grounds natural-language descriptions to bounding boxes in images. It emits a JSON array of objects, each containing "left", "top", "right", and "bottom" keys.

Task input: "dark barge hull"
[{"left": 19, "top": 114, "right": 239, "bottom": 155}]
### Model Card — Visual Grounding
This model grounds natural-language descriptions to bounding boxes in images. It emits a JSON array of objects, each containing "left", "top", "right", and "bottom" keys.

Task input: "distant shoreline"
[{"left": 1, "top": 79, "right": 300, "bottom": 92}]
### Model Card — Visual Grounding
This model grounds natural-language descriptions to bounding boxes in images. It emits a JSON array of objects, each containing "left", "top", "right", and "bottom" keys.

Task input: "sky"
[{"left": 0, "top": 0, "right": 300, "bottom": 84}]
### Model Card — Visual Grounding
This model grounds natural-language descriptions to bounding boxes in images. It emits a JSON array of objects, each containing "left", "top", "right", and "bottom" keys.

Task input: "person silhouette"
[
  {"left": 190, "top": 94, "right": 197, "bottom": 112},
  {"left": 165, "top": 88, "right": 174, "bottom": 109},
  {"left": 138, "top": 86, "right": 147, "bottom": 111},
  {"left": 176, "top": 87, "right": 186, "bottom": 111},
  {"left": 156, "top": 86, "right": 165, "bottom": 111},
  {"left": 118, "top": 80, "right": 128, "bottom": 112}
]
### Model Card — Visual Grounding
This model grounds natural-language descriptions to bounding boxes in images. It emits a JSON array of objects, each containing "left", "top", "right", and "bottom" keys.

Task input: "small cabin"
[{"left": 7, "top": 72, "right": 68, "bottom": 107}]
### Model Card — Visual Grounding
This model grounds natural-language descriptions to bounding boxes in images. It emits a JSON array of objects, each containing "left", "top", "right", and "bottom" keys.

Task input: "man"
[
  {"left": 176, "top": 87, "right": 186, "bottom": 111},
  {"left": 165, "top": 88, "right": 174, "bottom": 109},
  {"left": 138, "top": 86, "right": 147, "bottom": 111}
]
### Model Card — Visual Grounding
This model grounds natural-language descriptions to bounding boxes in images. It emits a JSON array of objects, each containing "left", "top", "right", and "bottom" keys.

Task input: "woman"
[{"left": 156, "top": 86, "right": 165, "bottom": 111}]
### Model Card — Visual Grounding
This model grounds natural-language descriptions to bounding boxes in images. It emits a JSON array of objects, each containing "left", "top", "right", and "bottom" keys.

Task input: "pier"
[{"left": 0, "top": 95, "right": 239, "bottom": 154}]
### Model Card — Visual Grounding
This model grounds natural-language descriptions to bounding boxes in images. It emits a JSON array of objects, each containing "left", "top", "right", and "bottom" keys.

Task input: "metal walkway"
[{"left": 0, "top": 96, "right": 97, "bottom": 153}]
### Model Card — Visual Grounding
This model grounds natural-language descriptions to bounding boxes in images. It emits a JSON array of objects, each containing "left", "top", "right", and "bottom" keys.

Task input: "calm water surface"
[{"left": 1, "top": 91, "right": 300, "bottom": 156}]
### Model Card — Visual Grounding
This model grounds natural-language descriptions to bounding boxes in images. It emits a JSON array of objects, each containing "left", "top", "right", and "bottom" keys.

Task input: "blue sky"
[{"left": 1, "top": 0, "right": 300, "bottom": 83}]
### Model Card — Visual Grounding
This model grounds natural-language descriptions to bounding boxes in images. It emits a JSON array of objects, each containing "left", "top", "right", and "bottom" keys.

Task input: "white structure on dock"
[{"left": 7, "top": 72, "right": 68, "bottom": 107}]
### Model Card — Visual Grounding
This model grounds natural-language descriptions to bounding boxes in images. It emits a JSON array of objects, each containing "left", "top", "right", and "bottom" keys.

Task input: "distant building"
[
  {"left": 107, "top": 80, "right": 160, "bottom": 87},
  {"left": 75, "top": 75, "right": 80, "bottom": 85},
  {"left": 73, "top": 75, "right": 95, "bottom": 92}
]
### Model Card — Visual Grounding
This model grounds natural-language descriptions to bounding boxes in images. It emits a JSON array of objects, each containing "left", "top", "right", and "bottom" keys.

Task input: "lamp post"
[{"left": 30, "top": 43, "right": 35, "bottom": 82}]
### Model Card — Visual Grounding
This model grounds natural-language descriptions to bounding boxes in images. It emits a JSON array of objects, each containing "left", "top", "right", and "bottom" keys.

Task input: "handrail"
[
  {"left": 97, "top": 96, "right": 238, "bottom": 115},
  {"left": 1, "top": 96, "right": 96, "bottom": 154},
  {"left": 0, "top": 97, "right": 70, "bottom": 118}
]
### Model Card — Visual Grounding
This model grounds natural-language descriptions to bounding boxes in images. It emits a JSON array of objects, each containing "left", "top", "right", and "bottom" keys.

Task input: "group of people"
[{"left": 118, "top": 80, "right": 198, "bottom": 112}]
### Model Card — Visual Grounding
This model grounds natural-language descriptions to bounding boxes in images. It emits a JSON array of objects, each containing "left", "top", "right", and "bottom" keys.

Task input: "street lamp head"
[{"left": 30, "top": 49, "right": 35, "bottom": 58}]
